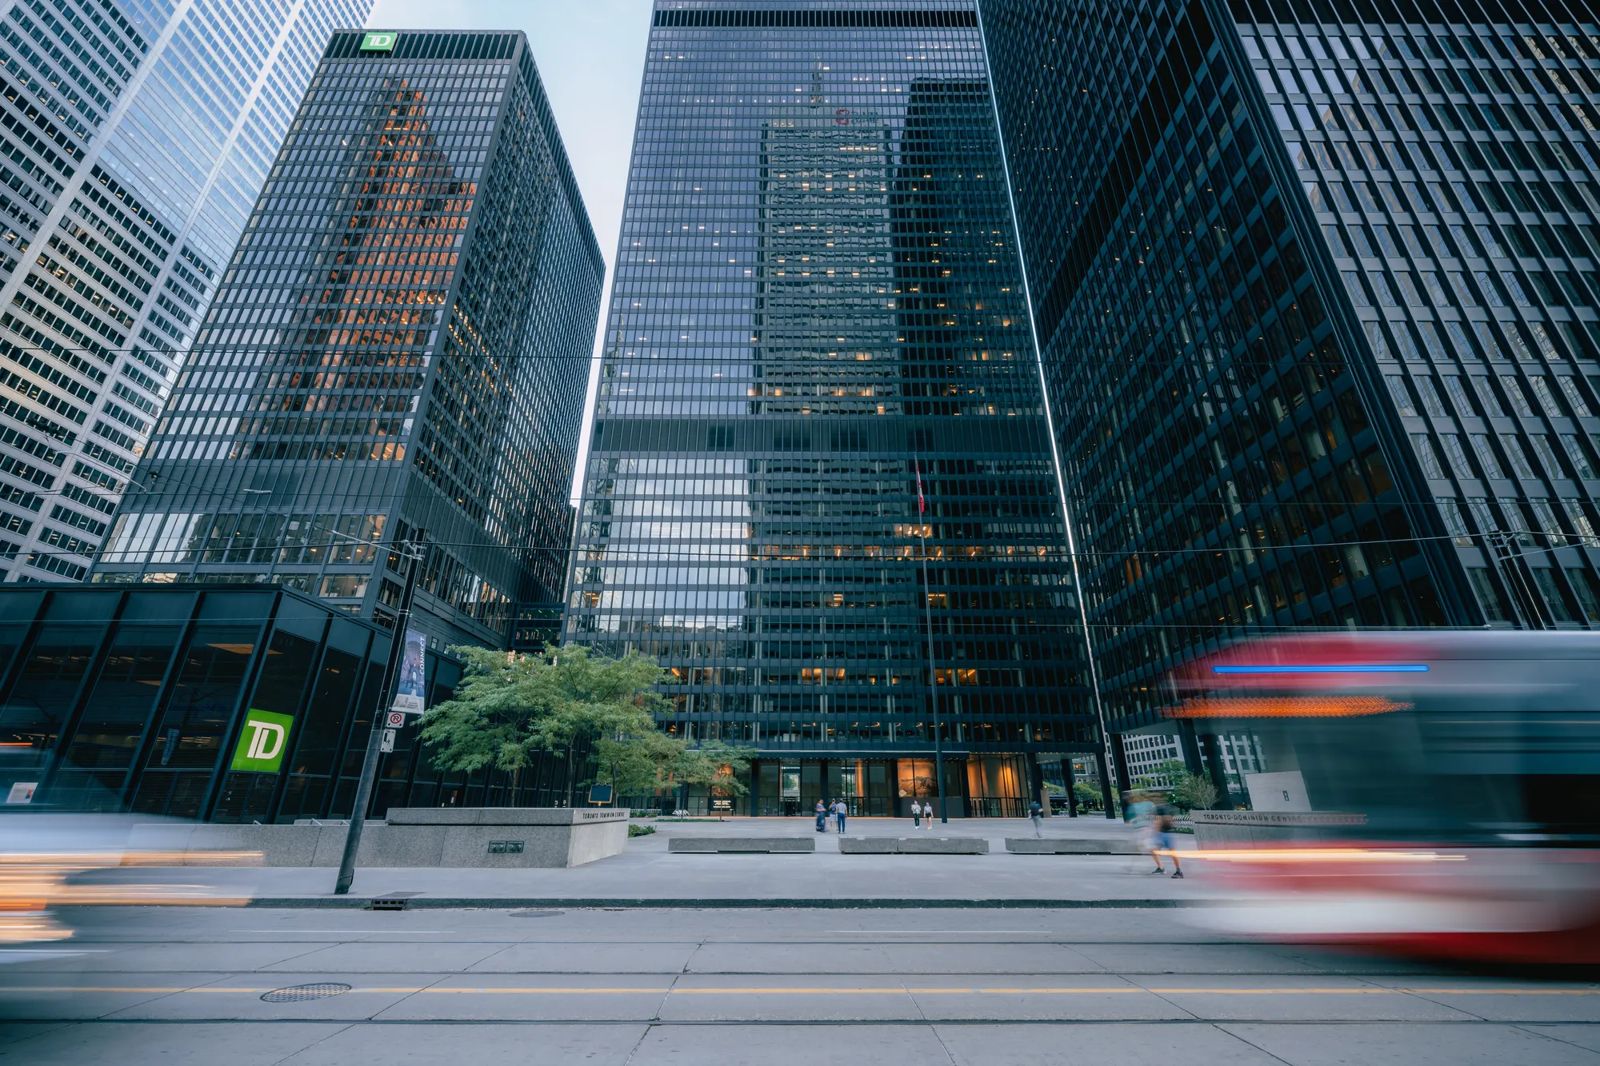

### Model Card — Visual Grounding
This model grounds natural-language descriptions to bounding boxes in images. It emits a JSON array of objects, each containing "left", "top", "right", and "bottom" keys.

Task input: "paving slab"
[
  {"left": 259, "top": 940, "right": 508, "bottom": 973},
  {"left": 904, "top": 975, "right": 1187, "bottom": 1021},
  {"left": 277, "top": 1022, "right": 648, "bottom": 1065},
  {"left": 1071, "top": 942, "right": 1325, "bottom": 975},
  {"left": 937, "top": 1022, "right": 1285, "bottom": 1065},
  {"left": 230, "top": 851, "right": 1215, "bottom": 907},
  {"left": 1006, "top": 838, "right": 1139, "bottom": 854},
  {"left": 1373, "top": 980, "right": 1600, "bottom": 1024},
  {"left": 0, "top": 1021, "right": 74, "bottom": 1048},
  {"left": 656, "top": 975, "right": 922, "bottom": 1022},
  {"left": 1522, "top": 1026, "right": 1600, "bottom": 1055},
  {"left": 668, "top": 837, "right": 813, "bottom": 853},
  {"left": 466, "top": 941, "right": 698, "bottom": 974},
  {"left": 372, "top": 974, "right": 672, "bottom": 1022},
  {"left": 1221, "top": 1021, "right": 1600, "bottom": 1065},
  {"left": 630, "top": 1023, "right": 949, "bottom": 1065},
  {"left": 684, "top": 942, "right": 892, "bottom": 974},
  {"left": 878, "top": 942, "right": 1104, "bottom": 975},
  {"left": 1130, "top": 973, "right": 1480, "bottom": 1022},
  {"left": 98, "top": 971, "right": 432, "bottom": 1022},
  {"left": 9, "top": 941, "right": 337, "bottom": 973}
]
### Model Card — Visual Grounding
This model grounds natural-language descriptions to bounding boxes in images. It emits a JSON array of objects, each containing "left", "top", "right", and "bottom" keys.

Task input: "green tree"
[
  {"left": 1133, "top": 758, "right": 1217, "bottom": 811},
  {"left": 594, "top": 728, "right": 686, "bottom": 797},
  {"left": 1135, "top": 758, "right": 1189, "bottom": 792},
  {"left": 1072, "top": 781, "right": 1103, "bottom": 811},
  {"left": 420, "top": 643, "right": 674, "bottom": 801},
  {"left": 673, "top": 740, "right": 756, "bottom": 798},
  {"left": 1171, "top": 770, "right": 1219, "bottom": 812}
]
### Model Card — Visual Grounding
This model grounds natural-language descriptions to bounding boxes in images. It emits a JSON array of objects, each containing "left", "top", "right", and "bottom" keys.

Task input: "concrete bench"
[
  {"left": 668, "top": 837, "right": 815, "bottom": 854},
  {"left": 1005, "top": 838, "right": 1139, "bottom": 855},
  {"left": 839, "top": 836, "right": 988, "bottom": 855}
]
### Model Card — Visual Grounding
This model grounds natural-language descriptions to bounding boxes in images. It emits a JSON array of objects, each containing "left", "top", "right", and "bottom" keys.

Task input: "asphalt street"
[{"left": 1, "top": 905, "right": 1598, "bottom": 1064}]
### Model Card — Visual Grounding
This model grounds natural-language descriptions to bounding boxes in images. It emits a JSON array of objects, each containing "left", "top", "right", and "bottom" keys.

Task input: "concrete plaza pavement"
[
  {"left": 102, "top": 814, "right": 1210, "bottom": 908},
  {"left": 2, "top": 904, "right": 1598, "bottom": 1064}
]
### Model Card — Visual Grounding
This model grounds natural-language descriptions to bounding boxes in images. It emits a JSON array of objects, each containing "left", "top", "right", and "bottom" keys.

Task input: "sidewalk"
[{"left": 105, "top": 815, "right": 1211, "bottom": 910}]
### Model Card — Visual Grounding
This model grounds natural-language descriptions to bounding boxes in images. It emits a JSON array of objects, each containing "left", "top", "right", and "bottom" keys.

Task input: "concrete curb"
[{"left": 243, "top": 896, "right": 1210, "bottom": 910}]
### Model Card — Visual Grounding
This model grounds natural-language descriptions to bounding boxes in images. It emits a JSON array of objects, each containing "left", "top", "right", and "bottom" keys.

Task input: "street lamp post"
[{"left": 334, "top": 536, "right": 423, "bottom": 896}]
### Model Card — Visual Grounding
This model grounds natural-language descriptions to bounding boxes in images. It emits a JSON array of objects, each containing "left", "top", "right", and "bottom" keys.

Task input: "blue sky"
[{"left": 366, "top": 1, "right": 655, "bottom": 493}]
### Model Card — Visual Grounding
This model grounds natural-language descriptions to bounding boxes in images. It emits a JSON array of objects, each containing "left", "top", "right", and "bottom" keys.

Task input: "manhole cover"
[
  {"left": 509, "top": 910, "right": 563, "bottom": 918},
  {"left": 261, "top": 982, "right": 351, "bottom": 1003}
]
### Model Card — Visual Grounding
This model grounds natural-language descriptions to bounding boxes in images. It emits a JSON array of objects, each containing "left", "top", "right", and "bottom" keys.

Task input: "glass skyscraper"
[
  {"left": 94, "top": 30, "right": 604, "bottom": 650},
  {"left": 0, "top": 0, "right": 370, "bottom": 582},
  {"left": 567, "top": 0, "right": 1098, "bottom": 816},
  {"left": 984, "top": 0, "right": 1599, "bottom": 781}
]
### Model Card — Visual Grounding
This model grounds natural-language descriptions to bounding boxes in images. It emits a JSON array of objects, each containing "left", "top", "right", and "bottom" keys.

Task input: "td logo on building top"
[{"left": 230, "top": 709, "right": 294, "bottom": 773}]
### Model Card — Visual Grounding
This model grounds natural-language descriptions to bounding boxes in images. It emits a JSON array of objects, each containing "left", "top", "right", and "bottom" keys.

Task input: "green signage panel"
[
  {"left": 360, "top": 31, "right": 397, "bottom": 52},
  {"left": 230, "top": 708, "right": 295, "bottom": 773}
]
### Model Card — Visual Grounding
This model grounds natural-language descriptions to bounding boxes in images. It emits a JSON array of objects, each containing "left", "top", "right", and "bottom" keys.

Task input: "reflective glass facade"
[
  {"left": 0, "top": 0, "right": 368, "bottom": 582},
  {"left": 0, "top": 584, "right": 580, "bottom": 822},
  {"left": 567, "top": 0, "right": 1097, "bottom": 812},
  {"left": 984, "top": 0, "right": 1599, "bottom": 753},
  {"left": 94, "top": 31, "right": 604, "bottom": 651}
]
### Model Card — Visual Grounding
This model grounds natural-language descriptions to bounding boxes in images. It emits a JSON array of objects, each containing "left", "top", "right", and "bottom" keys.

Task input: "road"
[{"left": 2, "top": 906, "right": 1599, "bottom": 1064}]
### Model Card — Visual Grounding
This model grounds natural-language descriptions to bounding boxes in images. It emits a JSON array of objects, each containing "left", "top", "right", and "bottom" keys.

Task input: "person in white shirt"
[{"left": 921, "top": 800, "right": 934, "bottom": 827}]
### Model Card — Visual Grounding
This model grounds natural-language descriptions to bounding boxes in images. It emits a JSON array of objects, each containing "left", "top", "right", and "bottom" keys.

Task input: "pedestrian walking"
[
  {"left": 1124, "top": 790, "right": 1155, "bottom": 871},
  {"left": 921, "top": 800, "right": 934, "bottom": 827},
  {"left": 1152, "top": 802, "right": 1183, "bottom": 878},
  {"left": 1028, "top": 799, "right": 1044, "bottom": 837},
  {"left": 815, "top": 799, "right": 827, "bottom": 833},
  {"left": 912, "top": 799, "right": 922, "bottom": 828},
  {"left": 834, "top": 799, "right": 847, "bottom": 833}
]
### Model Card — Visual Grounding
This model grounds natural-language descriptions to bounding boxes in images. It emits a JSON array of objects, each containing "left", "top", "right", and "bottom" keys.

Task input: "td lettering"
[
  {"left": 244, "top": 719, "right": 287, "bottom": 761},
  {"left": 230, "top": 709, "right": 294, "bottom": 772}
]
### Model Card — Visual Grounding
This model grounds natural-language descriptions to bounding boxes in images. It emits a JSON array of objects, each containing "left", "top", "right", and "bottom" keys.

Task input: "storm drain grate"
[{"left": 261, "top": 982, "right": 351, "bottom": 1003}]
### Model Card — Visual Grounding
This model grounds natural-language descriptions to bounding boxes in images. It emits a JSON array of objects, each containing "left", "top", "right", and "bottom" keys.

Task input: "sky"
[{"left": 366, "top": 0, "right": 655, "bottom": 496}]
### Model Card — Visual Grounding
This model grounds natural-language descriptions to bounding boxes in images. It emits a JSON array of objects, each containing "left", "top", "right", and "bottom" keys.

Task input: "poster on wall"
[{"left": 392, "top": 629, "right": 427, "bottom": 715}]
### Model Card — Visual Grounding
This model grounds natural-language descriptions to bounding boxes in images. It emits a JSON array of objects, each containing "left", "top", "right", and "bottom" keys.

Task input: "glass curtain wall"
[{"left": 566, "top": 0, "right": 1098, "bottom": 807}]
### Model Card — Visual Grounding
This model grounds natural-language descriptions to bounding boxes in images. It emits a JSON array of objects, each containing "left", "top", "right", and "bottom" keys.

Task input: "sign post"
[{"left": 335, "top": 536, "right": 423, "bottom": 895}]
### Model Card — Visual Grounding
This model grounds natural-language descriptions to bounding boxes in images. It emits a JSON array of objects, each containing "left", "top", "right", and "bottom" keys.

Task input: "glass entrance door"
[{"left": 780, "top": 764, "right": 800, "bottom": 816}]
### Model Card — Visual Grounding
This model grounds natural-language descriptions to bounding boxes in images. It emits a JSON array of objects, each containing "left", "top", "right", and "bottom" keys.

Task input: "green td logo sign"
[
  {"left": 230, "top": 708, "right": 294, "bottom": 773},
  {"left": 360, "top": 30, "right": 397, "bottom": 52}
]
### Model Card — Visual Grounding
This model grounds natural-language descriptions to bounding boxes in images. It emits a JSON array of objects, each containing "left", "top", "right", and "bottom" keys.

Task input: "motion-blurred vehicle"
[
  {"left": 0, "top": 812, "right": 256, "bottom": 951},
  {"left": 1168, "top": 631, "right": 1600, "bottom": 965}
]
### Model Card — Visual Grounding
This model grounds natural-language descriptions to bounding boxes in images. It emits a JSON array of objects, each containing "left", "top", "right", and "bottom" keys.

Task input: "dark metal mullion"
[
  {"left": 262, "top": 610, "right": 335, "bottom": 823},
  {"left": 36, "top": 591, "right": 127, "bottom": 799},
  {"left": 197, "top": 590, "right": 279, "bottom": 821},
  {"left": 320, "top": 626, "right": 382, "bottom": 820},
  {"left": 120, "top": 591, "right": 202, "bottom": 808}
]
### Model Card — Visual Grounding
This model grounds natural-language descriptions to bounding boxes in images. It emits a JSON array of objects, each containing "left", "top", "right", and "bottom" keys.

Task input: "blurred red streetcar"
[{"left": 1167, "top": 631, "right": 1600, "bottom": 965}]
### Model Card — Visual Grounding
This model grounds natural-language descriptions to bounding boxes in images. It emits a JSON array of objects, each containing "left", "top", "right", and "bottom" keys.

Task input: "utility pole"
[
  {"left": 335, "top": 536, "right": 423, "bottom": 895},
  {"left": 915, "top": 459, "right": 948, "bottom": 824}
]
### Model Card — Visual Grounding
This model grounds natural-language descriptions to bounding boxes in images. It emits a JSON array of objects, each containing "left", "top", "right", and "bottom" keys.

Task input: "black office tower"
[
  {"left": 984, "top": 0, "right": 1600, "bottom": 764},
  {"left": 566, "top": 0, "right": 1099, "bottom": 816},
  {"left": 94, "top": 30, "right": 604, "bottom": 650}
]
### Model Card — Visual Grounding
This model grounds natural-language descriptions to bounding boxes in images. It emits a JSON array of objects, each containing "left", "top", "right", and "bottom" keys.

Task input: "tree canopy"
[
  {"left": 421, "top": 643, "right": 668, "bottom": 776},
  {"left": 1136, "top": 758, "right": 1218, "bottom": 811},
  {"left": 420, "top": 643, "right": 752, "bottom": 801}
]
